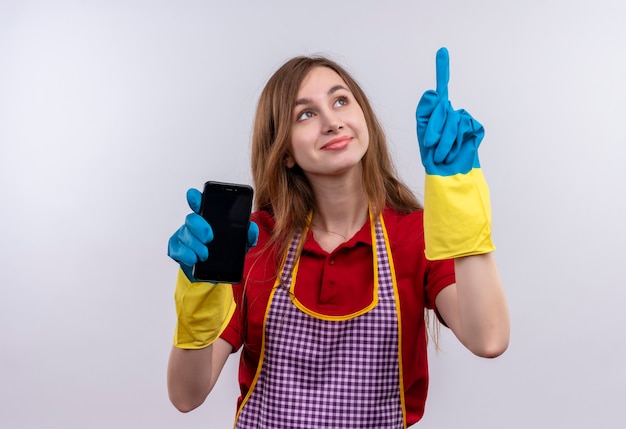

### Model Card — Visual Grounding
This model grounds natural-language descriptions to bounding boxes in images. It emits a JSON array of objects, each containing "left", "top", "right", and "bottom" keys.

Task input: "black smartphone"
[{"left": 192, "top": 181, "right": 254, "bottom": 283}]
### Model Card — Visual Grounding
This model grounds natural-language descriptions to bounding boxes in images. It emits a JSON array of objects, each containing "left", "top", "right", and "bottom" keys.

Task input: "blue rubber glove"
[
  {"left": 415, "top": 47, "right": 495, "bottom": 260},
  {"left": 167, "top": 188, "right": 259, "bottom": 349},
  {"left": 167, "top": 188, "right": 259, "bottom": 282},
  {"left": 416, "top": 47, "right": 484, "bottom": 176}
]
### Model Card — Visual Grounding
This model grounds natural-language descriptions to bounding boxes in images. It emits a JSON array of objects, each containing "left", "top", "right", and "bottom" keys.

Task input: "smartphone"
[{"left": 192, "top": 181, "right": 254, "bottom": 283}]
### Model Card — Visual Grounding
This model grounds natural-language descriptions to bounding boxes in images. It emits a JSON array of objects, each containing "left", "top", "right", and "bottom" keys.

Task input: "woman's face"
[{"left": 286, "top": 66, "right": 369, "bottom": 179}]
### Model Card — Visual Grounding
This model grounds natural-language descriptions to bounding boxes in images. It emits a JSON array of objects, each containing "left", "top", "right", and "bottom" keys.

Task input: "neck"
[{"left": 307, "top": 170, "right": 369, "bottom": 248}]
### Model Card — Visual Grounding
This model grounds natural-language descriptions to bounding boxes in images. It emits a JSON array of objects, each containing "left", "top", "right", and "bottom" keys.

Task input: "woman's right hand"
[{"left": 167, "top": 188, "right": 214, "bottom": 281}]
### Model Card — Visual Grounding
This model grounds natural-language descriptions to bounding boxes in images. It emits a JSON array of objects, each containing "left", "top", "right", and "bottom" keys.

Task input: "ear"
[{"left": 284, "top": 153, "right": 296, "bottom": 168}]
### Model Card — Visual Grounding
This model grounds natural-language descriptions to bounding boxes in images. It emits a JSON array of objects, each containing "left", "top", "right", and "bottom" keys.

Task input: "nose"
[
  {"left": 323, "top": 112, "right": 343, "bottom": 134},
  {"left": 325, "top": 124, "right": 343, "bottom": 134}
]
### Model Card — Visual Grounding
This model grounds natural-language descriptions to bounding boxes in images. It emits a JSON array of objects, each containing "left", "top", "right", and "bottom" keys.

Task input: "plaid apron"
[{"left": 235, "top": 215, "right": 406, "bottom": 428}]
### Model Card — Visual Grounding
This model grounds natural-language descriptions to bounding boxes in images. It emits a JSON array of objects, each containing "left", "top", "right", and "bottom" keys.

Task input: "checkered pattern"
[{"left": 235, "top": 218, "right": 404, "bottom": 428}]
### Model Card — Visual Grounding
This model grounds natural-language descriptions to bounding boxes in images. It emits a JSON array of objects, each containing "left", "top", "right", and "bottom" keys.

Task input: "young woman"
[{"left": 166, "top": 48, "right": 510, "bottom": 428}]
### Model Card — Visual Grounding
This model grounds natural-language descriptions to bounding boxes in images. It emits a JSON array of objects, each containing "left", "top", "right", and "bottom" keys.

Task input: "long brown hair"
[{"left": 251, "top": 55, "right": 422, "bottom": 257}]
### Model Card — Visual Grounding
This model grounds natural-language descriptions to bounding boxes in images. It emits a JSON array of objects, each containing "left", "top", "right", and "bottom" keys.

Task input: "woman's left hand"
[{"left": 415, "top": 47, "right": 495, "bottom": 261}]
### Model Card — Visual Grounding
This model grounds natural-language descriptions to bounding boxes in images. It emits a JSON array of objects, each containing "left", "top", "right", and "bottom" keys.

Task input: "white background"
[{"left": 1, "top": 0, "right": 625, "bottom": 427}]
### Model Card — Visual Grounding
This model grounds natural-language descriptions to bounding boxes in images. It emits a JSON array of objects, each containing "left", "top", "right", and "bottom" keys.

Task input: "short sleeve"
[
  {"left": 220, "top": 286, "right": 244, "bottom": 351},
  {"left": 423, "top": 258, "right": 455, "bottom": 310}
]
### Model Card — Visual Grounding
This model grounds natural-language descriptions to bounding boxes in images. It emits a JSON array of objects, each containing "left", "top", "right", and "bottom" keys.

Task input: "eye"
[
  {"left": 334, "top": 96, "right": 348, "bottom": 108},
  {"left": 296, "top": 110, "right": 314, "bottom": 122}
]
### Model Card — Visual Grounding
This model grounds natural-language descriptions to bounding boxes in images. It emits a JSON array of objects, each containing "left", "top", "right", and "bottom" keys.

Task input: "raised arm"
[
  {"left": 416, "top": 47, "right": 509, "bottom": 357},
  {"left": 166, "top": 188, "right": 258, "bottom": 410}
]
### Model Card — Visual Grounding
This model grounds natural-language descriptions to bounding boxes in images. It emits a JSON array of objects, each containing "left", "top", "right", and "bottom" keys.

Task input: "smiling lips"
[{"left": 321, "top": 136, "right": 352, "bottom": 150}]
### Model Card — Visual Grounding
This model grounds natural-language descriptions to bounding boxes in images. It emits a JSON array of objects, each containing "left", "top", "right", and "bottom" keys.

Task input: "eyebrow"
[{"left": 295, "top": 84, "right": 349, "bottom": 107}]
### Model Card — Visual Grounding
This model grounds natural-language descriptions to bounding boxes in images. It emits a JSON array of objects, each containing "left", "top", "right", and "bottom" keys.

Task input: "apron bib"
[{"left": 235, "top": 214, "right": 406, "bottom": 428}]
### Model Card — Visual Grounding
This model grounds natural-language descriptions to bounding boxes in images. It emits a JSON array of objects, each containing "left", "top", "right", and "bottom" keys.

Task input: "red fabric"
[{"left": 221, "top": 207, "right": 455, "bottom": 426}]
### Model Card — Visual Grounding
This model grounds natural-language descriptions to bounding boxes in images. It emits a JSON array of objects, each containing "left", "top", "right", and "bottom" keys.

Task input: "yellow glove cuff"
[
  {"left": 423, "top": 168, "right": 495, "bottom": 260},
  {"left": 173, "top": 268, "right": 236, "bottom": 349}
]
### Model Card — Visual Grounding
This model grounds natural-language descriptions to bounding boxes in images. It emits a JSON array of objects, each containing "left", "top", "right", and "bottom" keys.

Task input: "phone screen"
[{"left": 192, "top": 181, "right": 253, "bottom": 283}]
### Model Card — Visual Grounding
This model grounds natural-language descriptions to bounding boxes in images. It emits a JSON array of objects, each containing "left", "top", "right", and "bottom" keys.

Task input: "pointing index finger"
[{"left": 435, "top": 47, "right": 449, "bottom": 100}]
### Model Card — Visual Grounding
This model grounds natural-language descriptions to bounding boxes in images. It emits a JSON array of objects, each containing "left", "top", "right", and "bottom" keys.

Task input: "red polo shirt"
[{"left": 221, "top": 207, "right": 455, "bottom": 426}]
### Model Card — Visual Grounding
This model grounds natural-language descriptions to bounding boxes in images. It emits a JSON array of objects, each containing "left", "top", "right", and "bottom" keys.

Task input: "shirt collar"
[{"left": 303, "top": 216, "right": 372, "bottom": 255}]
